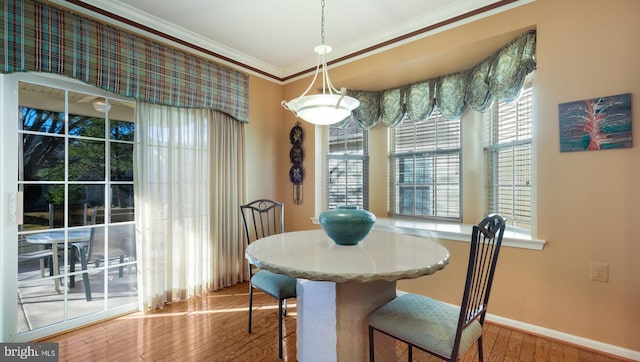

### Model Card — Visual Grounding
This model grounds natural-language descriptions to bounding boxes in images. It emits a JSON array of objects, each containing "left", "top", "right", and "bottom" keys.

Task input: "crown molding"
[
  {"left": 282, "top": 0, "right": 534, "bottom": 83},
  {"left": 53, "top": 0, "right": 285, "bottom": 81},
  {"left": 54, "top": 0, "right": 534, "bottom": 84},
  {"left": 281, "top": 0, "right": 526, "bottom": 78}
]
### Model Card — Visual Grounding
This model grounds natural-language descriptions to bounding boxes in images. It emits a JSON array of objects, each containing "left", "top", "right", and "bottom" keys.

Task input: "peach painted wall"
[
  {"left": 271, "top": 0, "right": 640, "bottom": 353},
  {"left": 244, "top": 76, "right": 285, "bottom": 201}
]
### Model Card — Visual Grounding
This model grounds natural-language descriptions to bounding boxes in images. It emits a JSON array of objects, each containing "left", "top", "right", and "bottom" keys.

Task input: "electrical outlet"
[{"left": 590, "top": 262, "right": 609, "bottom": 282}]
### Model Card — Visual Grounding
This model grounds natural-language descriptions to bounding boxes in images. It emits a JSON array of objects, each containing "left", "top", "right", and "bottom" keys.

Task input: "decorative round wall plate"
[
  {"left": 289, "top": 164, "right": 304, "bottom": 185},
  {"left": 289, "top": 124, "right": 304, "bottom": 145},
  {"left": 289, "top": 145, "right": 304, "bottom": 164}
]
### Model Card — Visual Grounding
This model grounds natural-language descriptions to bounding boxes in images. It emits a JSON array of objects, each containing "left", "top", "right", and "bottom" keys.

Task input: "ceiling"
[{"left": 64, "top": 0, "right": 530, "bottom": 82}]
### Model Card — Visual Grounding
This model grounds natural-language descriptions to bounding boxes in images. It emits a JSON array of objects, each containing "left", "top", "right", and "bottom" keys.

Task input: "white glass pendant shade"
[
  {"left": 282, "top": 32, "right": 359, "bottom": 124},
  {"left": 284, "top": 93, "right": 358, "bottom": 125},
  {"left": 93, "top": 99, "right": 111, "bottom": 112}
]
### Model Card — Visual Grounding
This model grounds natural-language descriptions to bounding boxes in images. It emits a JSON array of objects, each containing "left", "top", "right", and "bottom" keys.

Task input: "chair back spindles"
[
  {"left": 240, "top": 199, "right": 284, "bottom": 243},
  {"left": 240, "top": 199, "right": 284, "bottom": 278},
  {"left": 453, "top": 214, "right": 506, "bottom": 358}
]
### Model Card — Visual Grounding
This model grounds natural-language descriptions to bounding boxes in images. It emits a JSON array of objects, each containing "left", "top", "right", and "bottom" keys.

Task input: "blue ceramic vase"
[{"left": 319, "top": 205, "right": 376, "bottom": 246}]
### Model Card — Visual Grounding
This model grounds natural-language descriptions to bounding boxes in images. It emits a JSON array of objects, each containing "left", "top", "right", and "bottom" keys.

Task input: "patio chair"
[
  {"left": 241, "top": 199, "right": 296, "bottom": 360},
  {"left": 368, "top": 214, "right": 507, "bottom": 361},
  {"left": 71, "top": 222, "right": 135, "bottom": 301},
  {"left": 18, "top": 239, "right": 54, "bottom": 278}
]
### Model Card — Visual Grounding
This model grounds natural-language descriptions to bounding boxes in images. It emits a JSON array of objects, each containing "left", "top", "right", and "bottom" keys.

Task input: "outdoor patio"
[{"left": 17, "top": 258, "right": 138, "bottom": 333}]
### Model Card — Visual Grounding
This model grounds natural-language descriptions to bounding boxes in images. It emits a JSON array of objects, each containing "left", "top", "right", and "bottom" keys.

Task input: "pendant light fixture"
[
  {"left": 92, "top": 99, "right": 111, "bottom": 112},
  {"left": 281, "top": 0, "right": 359, "bottom": 125}
]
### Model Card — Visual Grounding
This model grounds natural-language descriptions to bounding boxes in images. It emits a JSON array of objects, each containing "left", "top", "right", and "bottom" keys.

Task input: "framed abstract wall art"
[{"left": 558, "top": 93, "right": 632, "bottom": 152}]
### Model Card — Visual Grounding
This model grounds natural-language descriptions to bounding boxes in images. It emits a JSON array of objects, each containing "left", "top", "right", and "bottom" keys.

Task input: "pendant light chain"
[
  {"left": 321, "top": 0, "right": 326, "bottom": 45},
  {"left": 280, "top": 0, "right": 360, "bottom": 125}
]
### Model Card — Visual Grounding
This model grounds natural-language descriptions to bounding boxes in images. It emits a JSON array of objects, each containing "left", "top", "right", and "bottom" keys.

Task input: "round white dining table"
[{"left": 245, "top": 229, "right": 450, "bottom": 362}]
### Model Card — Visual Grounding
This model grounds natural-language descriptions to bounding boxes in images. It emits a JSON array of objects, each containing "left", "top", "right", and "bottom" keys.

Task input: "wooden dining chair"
[
  {"left": 368, "top": 214, "right": 507, "bottom": 362},
  {"left": 240, "top": 199, "right": 296, "bottom": 360}
]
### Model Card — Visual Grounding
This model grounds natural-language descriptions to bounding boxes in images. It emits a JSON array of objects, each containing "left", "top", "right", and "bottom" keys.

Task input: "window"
[
  {"left": 389, "top": 110, "right": 461, "bottom": 220},
  {"left": 326, "top": 117, "right": 368, "bottom": 209},
  {"left": 484, "top": 82, "right": 533, "bottom": 230}
]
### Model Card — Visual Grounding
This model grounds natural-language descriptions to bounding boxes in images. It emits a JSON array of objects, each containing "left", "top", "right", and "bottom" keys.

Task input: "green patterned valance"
[
  {"left": 349, "top": 30, "right": 536, "bottom": 128},
  {"left": 0, "top": 0, "right": 249, "bottom": 122}
]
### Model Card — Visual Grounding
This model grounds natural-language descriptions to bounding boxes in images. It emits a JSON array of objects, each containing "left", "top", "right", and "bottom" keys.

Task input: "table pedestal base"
[{"left": 296, "top": 279, "right": 397, "bottom": 362}]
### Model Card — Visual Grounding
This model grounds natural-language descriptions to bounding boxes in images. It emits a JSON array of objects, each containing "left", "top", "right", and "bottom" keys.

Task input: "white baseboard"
[
  {"left": 485, "top": 313, "right": 640, "bottom": 361},
  {"left": 394, "top": 290, "right": 639, "bottom": 361}
]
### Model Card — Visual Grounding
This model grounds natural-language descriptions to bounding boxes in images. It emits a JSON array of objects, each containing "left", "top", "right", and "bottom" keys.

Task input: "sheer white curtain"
[{"left": 134, "top": 103, "right": 245, "bottom": 310}]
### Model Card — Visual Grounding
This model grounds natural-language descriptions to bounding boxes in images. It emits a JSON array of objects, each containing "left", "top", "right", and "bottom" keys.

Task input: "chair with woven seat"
[
  {"left": 368, "top": 214, "right": 507, "bottom": 362},
  {"left": 240, "top": 199, "right": 296, "bottom": 360}
]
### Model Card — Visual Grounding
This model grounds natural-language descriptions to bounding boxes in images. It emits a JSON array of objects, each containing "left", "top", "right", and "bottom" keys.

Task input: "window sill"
[{"left": 311, "top": 216, "right": 545, "bottom": 250}]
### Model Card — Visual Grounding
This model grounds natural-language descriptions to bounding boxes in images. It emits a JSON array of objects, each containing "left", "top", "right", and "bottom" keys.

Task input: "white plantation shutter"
[
  {"left": 327, "top": 118, "right": 369, "bottom": 209},
  {"left": 389, "top": 110, "right": 461, "bottom": 220},
  {"left": 484, "top": 83, "right": 533, "bottom": 229}
]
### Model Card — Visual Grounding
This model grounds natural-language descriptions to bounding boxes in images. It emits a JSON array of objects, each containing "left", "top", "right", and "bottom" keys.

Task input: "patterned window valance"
[
  {"left": 0, "top": 0, "right": 249, "bottom": 122},
  {"left": 348, "top": 30, "right": 536, "bottom": 128}
]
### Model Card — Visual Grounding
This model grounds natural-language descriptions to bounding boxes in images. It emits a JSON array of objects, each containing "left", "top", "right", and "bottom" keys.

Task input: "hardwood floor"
[{"left": 42, "top": 282, "right": 628, "bottom": 361}]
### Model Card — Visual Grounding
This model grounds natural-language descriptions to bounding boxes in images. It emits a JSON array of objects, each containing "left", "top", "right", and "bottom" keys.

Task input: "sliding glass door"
[{"left": 1, "top": 73, "right": 138, "bottom": 342}]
